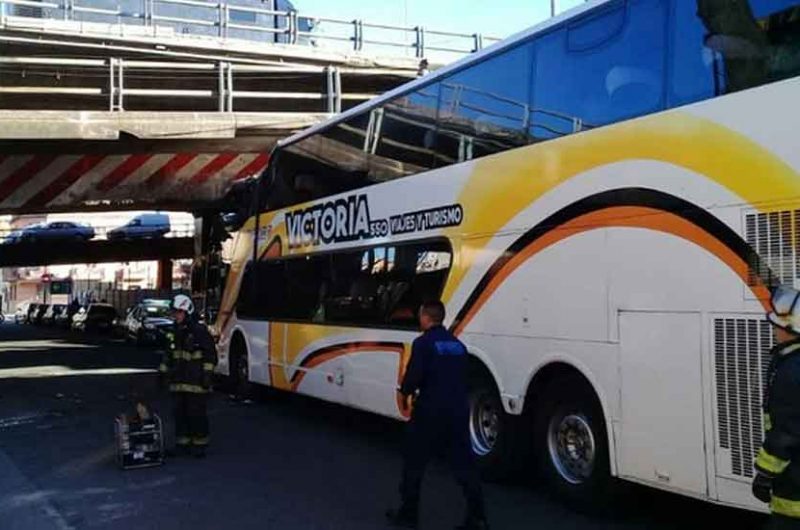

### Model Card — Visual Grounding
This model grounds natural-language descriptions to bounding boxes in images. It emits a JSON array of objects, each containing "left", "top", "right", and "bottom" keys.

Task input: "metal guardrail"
[
  {"left": 0, "top": 56, "right": 376, "bottom": 112},
  {"left": 0, "top": 0, "right": 502, "bottom": 59}
]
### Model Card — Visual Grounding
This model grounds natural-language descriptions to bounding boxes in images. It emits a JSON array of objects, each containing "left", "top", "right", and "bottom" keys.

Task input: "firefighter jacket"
[
  {"left": 158, "top": 318, "right": 217, "bottom": 394},
  {"left": 756, "top": 340, "right": 800, "bottom": 518}
]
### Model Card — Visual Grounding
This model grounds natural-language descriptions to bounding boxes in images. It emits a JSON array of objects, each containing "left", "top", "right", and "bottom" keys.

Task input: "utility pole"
[{"left": 550, "top": 0, "right": 556, "bottom": 17}]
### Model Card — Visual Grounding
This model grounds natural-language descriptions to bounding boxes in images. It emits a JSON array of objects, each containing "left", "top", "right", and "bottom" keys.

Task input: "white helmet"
[
  {"left": 768, "top": 285, "right": 800, "bottom": 335},
  {"left": 172, "top": 294, "right": 194, "bottom": 315}
]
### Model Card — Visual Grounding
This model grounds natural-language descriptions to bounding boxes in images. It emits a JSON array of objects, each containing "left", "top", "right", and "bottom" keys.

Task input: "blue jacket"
[{"left": 400, "top": 325, "right": 469, "bottom": 414}]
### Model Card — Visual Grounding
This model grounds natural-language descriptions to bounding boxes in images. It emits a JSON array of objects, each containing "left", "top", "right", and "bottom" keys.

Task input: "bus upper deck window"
[
  {"left": 531, "top": 0, "right": 666, "bottom": 139},
  {"left": 672, "top": 0, "right": 800, "bottom": 107}
]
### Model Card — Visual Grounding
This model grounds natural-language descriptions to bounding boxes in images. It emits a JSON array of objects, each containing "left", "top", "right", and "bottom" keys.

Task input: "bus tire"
[
  {"left": 533, "top": 374, "right": 614, "bottom": 512},
  {"left": 467, "top": 367, "right": 517, "bottom": 481},
  {"left": 229, "top": 334, "right": 255, "bottom": 401}
]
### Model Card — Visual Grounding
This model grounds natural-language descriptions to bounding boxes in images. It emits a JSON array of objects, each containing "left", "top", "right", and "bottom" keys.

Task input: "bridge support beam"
[{"left": 157, "top": 259, "right": 173, "bottom": 291}]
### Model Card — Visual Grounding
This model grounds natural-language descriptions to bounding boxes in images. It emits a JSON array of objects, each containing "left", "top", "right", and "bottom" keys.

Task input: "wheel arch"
[
  {"left": 523, "top": 358, "right": 618, "bottom": 477},
  {"left": 222, "top": 325, "right": 249, "bottom": 377},
  {"left": 463, "top": 346, "right": 505, "bottom": 405}
]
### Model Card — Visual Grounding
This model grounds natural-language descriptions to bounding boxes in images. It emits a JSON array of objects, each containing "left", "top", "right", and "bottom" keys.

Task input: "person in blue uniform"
[{"left": 387, "top": 300, "right": 489, "bottom": 530}]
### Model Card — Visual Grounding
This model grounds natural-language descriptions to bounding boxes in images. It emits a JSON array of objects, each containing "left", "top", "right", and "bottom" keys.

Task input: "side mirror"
[{"left": 221, "top": 212, "right": 243, "bottom": 232}]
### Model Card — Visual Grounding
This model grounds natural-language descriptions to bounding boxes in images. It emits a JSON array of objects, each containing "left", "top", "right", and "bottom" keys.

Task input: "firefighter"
[
  {"left": 158, "top": 294, "right": 217, "bottom": 458},
  {"left": 753, "top": 285, "right": 800, "bottom": 528},
  {"left": 386, "top": 300, "right": 489, "bottom": 530}
]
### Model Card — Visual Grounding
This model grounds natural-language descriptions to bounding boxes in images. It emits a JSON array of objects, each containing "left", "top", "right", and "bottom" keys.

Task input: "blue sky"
[{"left": 295, "top": 0, "right": 588, "bottom": 41}]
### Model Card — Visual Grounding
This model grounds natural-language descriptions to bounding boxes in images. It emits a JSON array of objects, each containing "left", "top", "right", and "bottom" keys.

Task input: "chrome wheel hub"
[
  {"left": 469, "top": 394, "right": 500, "bottom": 456},
  {"left": 547, "top": 413, "right": 596, "bottom": 484}
]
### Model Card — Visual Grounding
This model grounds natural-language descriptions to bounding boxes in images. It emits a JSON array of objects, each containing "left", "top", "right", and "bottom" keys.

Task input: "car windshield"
[
  {"left": 143, "top": 305, "right": 171, "bottom": 318},
  {"left": 90, "top": 306, "right": 116, "bottom": 316}
]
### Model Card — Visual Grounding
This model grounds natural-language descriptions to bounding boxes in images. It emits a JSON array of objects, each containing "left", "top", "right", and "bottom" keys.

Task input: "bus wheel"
[
  {"left": 230, "top": 335, "right": 254, "bottom": 401},
  {"left": 533, "top": 374, "right": 613, "bottom": 511},
  {"left": 468, "top": 369, "right": 516, "bottom": 480}
]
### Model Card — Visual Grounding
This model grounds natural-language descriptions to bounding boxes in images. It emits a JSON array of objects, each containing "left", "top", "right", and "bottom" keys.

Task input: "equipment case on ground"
[{"left": 114, "top": 409, "right": 164, "bottom": 469}]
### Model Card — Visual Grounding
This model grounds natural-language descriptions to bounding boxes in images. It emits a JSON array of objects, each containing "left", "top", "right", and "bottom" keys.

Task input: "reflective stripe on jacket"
[
  {"left": 158, "top": 318, "right": 217, "bottom": 394},
  {"left": 757, "top": 341, "right": 800, "bottom": 518}
]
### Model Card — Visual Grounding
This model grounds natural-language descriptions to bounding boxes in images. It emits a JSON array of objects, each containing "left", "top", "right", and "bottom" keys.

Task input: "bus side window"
[
  {"left": 284, "top": 256, "right": 327, "bottom": 321},
  {"left": 531, "top": 0, "right": 667, "bottom": 140},
  {"left": 236, "top": 260, "right": 290, "bottom": 320},
  {"left": 435, "top": 43, "right": 533, "bottom": 164},
  {"left": 235, "top": 263, "right": 255, "bottom": 318},
  {"left": 671, "top": 0, "right": 800, "bottom": 107},
  {"left": 370, "top": 86, "right": 440, "bottom": 180}
]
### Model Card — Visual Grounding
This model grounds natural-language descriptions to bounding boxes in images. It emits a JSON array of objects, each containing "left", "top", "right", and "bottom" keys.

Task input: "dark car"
[
  {"left": 31, "top": 304, "right": 48, "bottom": 325},
  {"left": 55, "top": 305, "right": 78, "bottom": 328},
  {"left": 25, "top": 303, "right": 39, "bottom": 324},
  {"left": 18, "top": 221, "right": 94, "bottom": 243},
  {"left": 1, "top": 229, "right": 22, "bottom": 246},
  {"left": 72, "top": 303, "right": 117, "bottom": 333},
  {"left": 42, "top": 304, "right": 66, "bottom": 325},
  {"left": 107, "top": 213, "right": 170, "bottom": 240},
  {"left": 124, "top": 299, "right": 174, "bottom": 345}
]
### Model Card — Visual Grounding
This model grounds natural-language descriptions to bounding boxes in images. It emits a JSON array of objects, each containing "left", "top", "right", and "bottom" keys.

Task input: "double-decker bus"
[{"left": 213, "top": 0, "right": 800, "bottom": 511}]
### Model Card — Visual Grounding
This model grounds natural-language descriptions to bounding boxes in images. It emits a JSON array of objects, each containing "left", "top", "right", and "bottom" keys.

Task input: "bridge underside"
[
  {"left": 0, "top": 15, "right": 422, "bottom": 215},
  {"left": 0, "top": 111, "right": 329, "bottom": 214},
  {"left": 0, "top": 237, "right": 194, "bottom": 267}
]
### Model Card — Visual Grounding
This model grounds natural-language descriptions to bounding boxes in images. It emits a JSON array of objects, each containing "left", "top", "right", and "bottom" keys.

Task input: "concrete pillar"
[{"left": 157, "top": 259, "right": 173, "bottom": 292}]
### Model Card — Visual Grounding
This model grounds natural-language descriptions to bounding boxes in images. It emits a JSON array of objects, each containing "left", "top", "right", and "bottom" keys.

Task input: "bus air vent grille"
[
  {"left": 745, "top": 211, "right": 799, "bottom": 287},
  {"left": 713, "top": 318, "right": 772, "bottom": 478}
]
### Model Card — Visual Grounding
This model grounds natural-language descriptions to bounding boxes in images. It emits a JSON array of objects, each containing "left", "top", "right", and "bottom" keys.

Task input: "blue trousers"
[{"left": 399, "top": 405, "right": 485, "bottom": 520}]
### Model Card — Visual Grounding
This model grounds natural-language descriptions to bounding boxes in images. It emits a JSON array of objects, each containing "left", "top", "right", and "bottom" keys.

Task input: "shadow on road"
[{"left": 0, "top": 322, "right": 769, "bottom": 530}]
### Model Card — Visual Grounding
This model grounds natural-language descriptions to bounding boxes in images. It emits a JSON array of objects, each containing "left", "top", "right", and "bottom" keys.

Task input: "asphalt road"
[{"left": 0, "top": 322, "right": 767, "bottom": 530}]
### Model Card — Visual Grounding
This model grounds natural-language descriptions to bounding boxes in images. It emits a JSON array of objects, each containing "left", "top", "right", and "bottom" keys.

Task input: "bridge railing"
[
  {"left": 0, "top": 55, "right": 392, "bottom": 112},
  {"left": 0, "top": 0, "right": 501, "bottom": 60}
]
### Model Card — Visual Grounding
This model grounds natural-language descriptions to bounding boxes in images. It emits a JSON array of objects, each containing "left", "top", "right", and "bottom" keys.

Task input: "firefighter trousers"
[
  {"left": 173, "top": 392, "right": 209, "bottom": 448},
  {"left": 765, "top": 515, "right": 800, "bottom": 529}
]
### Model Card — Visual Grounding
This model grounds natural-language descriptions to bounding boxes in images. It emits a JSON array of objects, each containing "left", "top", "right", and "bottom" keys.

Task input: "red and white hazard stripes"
[{"left": 0, "top": 152, "right": 269, "bottom": 211}]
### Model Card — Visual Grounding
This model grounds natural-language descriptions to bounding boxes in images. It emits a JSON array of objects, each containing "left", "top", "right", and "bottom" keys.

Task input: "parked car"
[
  {"left": 70, "top": 307, "right": 84, "bottom": 327},
  {"left": 18, "top": 221, "right": 94, "bottom": 243},
  {"left": 107, "top": 213, "right": 170, "bottom": 240},
  {"left": 55, "top": 305, "right": 78, "bottom": 328},
  {"left": 25, "top": 303, "right": 39, "bottom": 324},
  {"left": 124, "top": 299, "right": 173, "bottom": 345},
  {"left": 14, "top": 302, "right": 30, "bottom": 324},
  {"left": 1, "top": 230, "right": 22, "bottom": 245},
  {"left": 31, "top": 304, "right": 48, "bottom": 325},
  {"left": 72, "top": 303, "right": 117, "bottom": 333},
  {"left": 42, "top": 304, "right": 66, "bottom": 325},
  {"left": 112, "top": 307, "right": 131, "bottom": 338}
]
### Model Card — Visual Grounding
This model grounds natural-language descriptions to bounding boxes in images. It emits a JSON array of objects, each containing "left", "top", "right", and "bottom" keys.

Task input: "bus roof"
[{"left": 277, "top": 0, "right": 611, "bottom": 150}]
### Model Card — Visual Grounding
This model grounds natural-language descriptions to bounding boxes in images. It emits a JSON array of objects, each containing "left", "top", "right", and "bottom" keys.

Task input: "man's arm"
[{"left": 399, "top": 338, "right": 427, "bottom": 397}]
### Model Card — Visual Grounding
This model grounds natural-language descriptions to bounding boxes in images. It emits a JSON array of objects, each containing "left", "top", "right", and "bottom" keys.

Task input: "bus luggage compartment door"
[{"left": 618, "top": 311, "right": 708, "bottom": 496}]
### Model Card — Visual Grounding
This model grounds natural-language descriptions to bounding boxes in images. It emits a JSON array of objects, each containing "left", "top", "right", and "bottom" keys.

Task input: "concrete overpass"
[
  {"left": 0, "top": 113, "right": 313, "bottom": 214},
  {"left": 0, "top": 237, "right": 193, "bottom": 267},
  {"left": 0, "top": 0, "right": 496, "bottom": 215}
]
